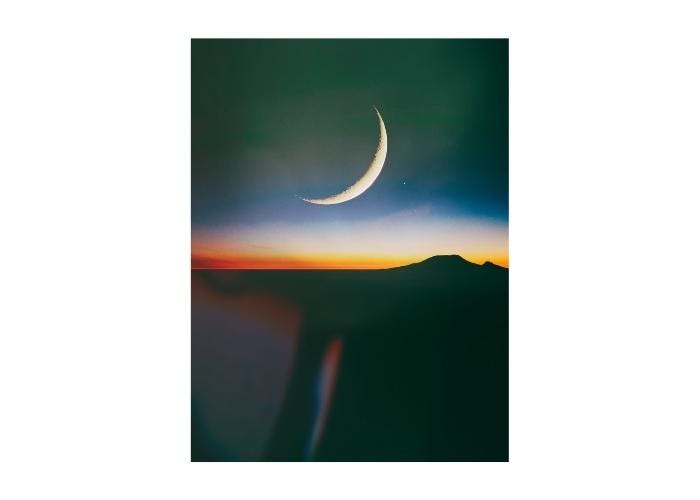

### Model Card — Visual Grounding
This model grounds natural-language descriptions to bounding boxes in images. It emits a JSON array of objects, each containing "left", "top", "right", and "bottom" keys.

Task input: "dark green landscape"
[{"left": 192, "top": 255, "right": 508, "bottom": 461}]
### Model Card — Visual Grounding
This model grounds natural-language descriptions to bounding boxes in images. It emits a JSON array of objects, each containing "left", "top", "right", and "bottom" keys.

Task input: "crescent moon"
[{"left": 301, "top": 107, "right": 387, "bottom": 205}]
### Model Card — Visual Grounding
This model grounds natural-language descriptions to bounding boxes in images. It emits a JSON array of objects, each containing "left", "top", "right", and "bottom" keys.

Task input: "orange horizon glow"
[
  {"left": 191, "top": 251, "right": 509, "bottom": 270},
  {"left": 192, "top": 210, "right": 508, "bottom": 270}
]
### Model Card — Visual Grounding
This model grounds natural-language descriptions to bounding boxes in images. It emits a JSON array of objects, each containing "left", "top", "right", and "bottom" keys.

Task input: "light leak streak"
[{"left": 306, "top": 336, "right": 343, "bottom": 459}]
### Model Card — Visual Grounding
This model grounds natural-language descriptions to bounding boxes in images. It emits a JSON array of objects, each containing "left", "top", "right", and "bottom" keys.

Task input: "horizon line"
[{"left": 191, "top": 254, "right": 509, "bottom": 271}]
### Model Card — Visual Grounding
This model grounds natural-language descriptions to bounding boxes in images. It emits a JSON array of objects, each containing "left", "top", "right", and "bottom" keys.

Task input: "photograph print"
[{"left": 191, "top": 39, "right": 508, "bottom": 461}]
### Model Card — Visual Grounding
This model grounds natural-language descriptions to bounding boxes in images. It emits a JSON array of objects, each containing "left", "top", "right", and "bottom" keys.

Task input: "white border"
[{"left": 2, "top": 1, "right": 699, "bottom": 498}]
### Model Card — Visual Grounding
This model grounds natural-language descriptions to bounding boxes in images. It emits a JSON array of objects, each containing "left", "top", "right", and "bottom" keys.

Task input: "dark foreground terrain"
[{"left": 192, "top": 255, "right": 508, "bottom": 461}]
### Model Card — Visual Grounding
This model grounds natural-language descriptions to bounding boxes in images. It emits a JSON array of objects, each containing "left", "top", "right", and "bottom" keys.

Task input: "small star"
[{"left": 402, "top": 181, "right": 406, "bottom": 185}]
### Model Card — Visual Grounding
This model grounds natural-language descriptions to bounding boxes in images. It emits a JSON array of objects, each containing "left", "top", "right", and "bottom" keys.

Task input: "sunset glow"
[
  {"left": 191, "top": 252, "right": 508, "bottom": 270},
  {"left": 192, "top": 211, "right": 508, "bottom": 269}
]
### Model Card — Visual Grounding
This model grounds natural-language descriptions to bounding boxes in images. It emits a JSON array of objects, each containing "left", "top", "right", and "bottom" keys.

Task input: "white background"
[{"left": 1, "top": 1, "right": 699, "bottom": 498}]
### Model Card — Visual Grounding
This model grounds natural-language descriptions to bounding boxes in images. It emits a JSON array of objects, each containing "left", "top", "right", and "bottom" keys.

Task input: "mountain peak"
[
  {"left": 409, "top": 255, "right": 486, "bottom": 269},
  {"left": 391, "top": 255, "right": 506, "bottom": 272},
  {"left": 481, "top": 261, "right": 507, "bottom": 270},
  {"left": 420, "top": 254, "right": 472, "bottom": 265}
]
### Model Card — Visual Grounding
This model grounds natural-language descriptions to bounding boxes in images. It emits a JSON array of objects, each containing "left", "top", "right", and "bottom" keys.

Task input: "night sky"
[{"left": 192, "top": 39, "right": 508, "bottom": 268}]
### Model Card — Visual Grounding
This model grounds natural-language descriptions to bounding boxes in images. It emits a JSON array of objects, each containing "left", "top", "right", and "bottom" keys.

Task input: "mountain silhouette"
[
  {"left": 481, "top": 260, "right": 507, "bottom": 270},
  {"left": 395, "top": 253, "right": 476, "bottom": 268},
  {"left": 394, "top": 254, "right": 506, "bottom": 272},
  {"left": 192, "top": 255, "right": 508, "bottom": 461}
]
